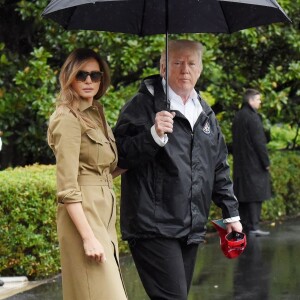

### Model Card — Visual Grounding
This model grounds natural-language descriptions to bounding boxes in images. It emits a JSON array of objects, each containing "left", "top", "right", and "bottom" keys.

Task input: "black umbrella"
[
  {"left": 42, "top": 0, "right": 290, "bottom": 34},
  {"left": 42, "top": 0, "right": 291, "bottom": 102}
]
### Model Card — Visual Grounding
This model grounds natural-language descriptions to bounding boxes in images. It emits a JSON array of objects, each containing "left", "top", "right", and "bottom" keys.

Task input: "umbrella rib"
[
  {"left": 217, "top": 1, "right": 232, "bottom": 34},
  {"left": 140, "top": 0, "right": 146, "bottom": 35},
  {"left": 65, "top": 7, "right": 78, "bottom": 30},
  {"left": 269, "top": 0, "right": 292, "bottom": 22}
]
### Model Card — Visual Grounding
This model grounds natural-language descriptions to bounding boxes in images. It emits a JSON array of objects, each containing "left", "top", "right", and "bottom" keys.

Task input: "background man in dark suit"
[{"left": 232, "top": 89, "right": 271, "bottom": 236}]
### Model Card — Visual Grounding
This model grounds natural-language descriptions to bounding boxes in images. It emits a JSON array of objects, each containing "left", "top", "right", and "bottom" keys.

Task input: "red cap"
[{"left": 211, "top": 219, "right": 247, "bottom": 259}]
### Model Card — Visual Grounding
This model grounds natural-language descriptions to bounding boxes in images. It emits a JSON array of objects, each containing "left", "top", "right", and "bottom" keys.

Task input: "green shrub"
[
  {"left": 264, "top": 150, "right": 300, "bottom": 219},
  {"left": 0, "top": 165, "right": 59, "bottom": 279},
  {"left": 268, "top": 124, "right": 299, "bottom": 150},
  {"left": 1, "top": 152, "right": 300, "bottom": 278}
]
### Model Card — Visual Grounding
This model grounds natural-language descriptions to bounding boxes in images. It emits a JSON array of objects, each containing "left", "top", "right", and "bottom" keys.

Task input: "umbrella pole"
[
  {"left": 165, "top": 31, "right": 169, "bottom": 110},
  {"left": 165, "top": 0, "right": 170, "bottom": 110}
]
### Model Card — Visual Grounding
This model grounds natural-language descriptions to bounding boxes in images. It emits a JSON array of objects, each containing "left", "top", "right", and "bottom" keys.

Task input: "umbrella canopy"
[
  {"left": 42, "top": 0, "right": 291, "bottom": 105},
  {"left": 42, "top": 0, "right": 291, "bottom": 35}
]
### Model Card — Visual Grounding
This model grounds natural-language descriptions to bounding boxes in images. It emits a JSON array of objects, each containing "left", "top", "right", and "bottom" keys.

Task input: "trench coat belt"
[{"left": 77, "top": 174, "right": 113, "bottom": 189}]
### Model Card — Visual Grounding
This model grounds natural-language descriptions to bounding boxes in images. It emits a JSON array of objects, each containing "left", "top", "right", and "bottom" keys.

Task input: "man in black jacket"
[
  {"left": 232, "top": 89, "right": 271, "bottom": 237},
  {"left": 114, "top": 40, "right": 242, "bottom": 300}
]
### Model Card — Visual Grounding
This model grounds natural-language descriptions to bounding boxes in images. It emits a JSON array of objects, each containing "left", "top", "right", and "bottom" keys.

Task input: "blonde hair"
[
  {"left": 56, "top": 48, "right": 111, "bottom": 128},
  {"left": 160, "top": 40, "right": 204, "bottom": 74}
]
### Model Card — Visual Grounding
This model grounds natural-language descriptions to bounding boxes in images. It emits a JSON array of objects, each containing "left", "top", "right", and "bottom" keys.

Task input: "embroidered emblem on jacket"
[{"left": 203, "top": 121, "right": 211, "bottom": 134}]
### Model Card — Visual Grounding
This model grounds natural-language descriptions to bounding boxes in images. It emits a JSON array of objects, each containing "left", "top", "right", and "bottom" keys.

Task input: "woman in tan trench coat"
[{"left": 47, "top": 48, "right": 127, "bottom": 300}]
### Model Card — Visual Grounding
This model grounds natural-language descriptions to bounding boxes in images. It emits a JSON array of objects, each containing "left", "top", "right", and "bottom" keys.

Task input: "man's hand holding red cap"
[{"left": 225, "top": 221, "right": 243, "bottom": 234}]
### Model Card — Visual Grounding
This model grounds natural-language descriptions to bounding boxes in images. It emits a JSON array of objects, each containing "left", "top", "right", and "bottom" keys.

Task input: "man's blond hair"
[{"left": 160, "top": 40, "right": 203, "bottom": 72}]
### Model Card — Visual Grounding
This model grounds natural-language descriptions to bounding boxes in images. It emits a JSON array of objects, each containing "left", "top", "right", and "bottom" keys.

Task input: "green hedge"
[
  {"left": 0, "top": 165, "right": 59, "bottom": 279},
  {"left": 0, "top": 151, "right": 300, "bottom": 279},
  {"left": 263, "top": 151, "right": 300, "bottom": 219}
]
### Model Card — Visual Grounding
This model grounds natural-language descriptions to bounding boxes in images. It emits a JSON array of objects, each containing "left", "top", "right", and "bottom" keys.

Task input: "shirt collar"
[{"left": 162, "top": 78, "right": 199, "bottom": 106}]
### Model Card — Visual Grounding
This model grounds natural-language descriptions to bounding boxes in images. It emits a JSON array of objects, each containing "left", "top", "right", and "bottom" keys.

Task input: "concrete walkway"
[
  {"left": 2, "top": 216, "right": 300, "bottom": 300},
  {"left": 0, "top": 277, "right": 46, "bottom": 300}
]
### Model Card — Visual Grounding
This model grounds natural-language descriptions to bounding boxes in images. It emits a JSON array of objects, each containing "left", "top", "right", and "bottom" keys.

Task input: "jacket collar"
[
  {"left": 242, "top": 102, "right": 257, "bottom": 113},
  {"left": 142, "top": 75, "right": 213, "bottom": 118}
]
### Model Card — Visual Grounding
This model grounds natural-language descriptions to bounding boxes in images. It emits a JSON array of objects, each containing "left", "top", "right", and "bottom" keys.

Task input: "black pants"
[
  {"left": 239, "top": 202, "right": 262, "bottom": 231},
  {"left": 129, "top": 238, "right": 199, "bottom": 300}
]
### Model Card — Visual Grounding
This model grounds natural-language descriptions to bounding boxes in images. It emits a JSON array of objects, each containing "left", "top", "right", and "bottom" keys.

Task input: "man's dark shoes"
[{"left": 248, "top": 229, "right": 270, "bottom": 236}]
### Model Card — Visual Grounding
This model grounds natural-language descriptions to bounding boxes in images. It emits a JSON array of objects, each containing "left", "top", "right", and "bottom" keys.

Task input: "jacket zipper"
[{"left": 191, "top": 132, "right": 194, "bottom": 162}]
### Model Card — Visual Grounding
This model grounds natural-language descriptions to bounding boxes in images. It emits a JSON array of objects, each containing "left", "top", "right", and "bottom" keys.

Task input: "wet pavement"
[{"left": 3, "top": 216, "right": 300, "bottom": 300}]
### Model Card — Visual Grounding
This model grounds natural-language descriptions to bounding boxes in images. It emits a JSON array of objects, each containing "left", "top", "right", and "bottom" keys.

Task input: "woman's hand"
[
  {"left": 83, "top": 237, "right": 106, "bottom": 263},
  {"left": 65, "top": 203, "right": 107, "bottom": 264},
  {"left": 112, "top": 166, "right": 127, "bottom": 178}
]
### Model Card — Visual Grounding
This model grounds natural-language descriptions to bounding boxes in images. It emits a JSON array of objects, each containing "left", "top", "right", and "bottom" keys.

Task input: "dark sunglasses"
[{"left": 75, "top": 71, "right": 103, "bottom": 82}]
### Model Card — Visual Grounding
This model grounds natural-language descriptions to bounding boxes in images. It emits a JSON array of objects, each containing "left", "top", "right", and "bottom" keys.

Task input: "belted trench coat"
[{"left": 47, "top": 100, "right": 127, "bottom": 300}]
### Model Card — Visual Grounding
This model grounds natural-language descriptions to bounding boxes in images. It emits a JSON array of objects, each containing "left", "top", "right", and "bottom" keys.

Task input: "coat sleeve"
[
  {"left": 248, "top": 114, "right": 270, "bottom": 169},
  {"left": 48, "top": 112, "right": 83, "bottom": 203},
  {"left": 113, "top": 94, "right": 161, "bottom": 169},
  {"left": 212, "top": 120, "right": 240, "bottom": 219}
]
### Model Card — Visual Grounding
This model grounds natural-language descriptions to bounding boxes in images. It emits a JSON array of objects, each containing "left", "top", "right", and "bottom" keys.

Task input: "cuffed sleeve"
[
  {"left": 150, "top": 125, "right": 168, "bottom": 147},
  {"left": 57, "top": 189, "right": 82, "bottom": 203},
  {"left": 223, "top": 216, "right": 241, "bottom": 223},
  {"left": 48, "top": 112, "right": 83, "bottom": 203}
]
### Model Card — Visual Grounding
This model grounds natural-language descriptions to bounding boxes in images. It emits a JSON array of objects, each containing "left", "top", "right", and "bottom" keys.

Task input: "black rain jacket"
[{"left": 114, "top": 75, "right": 239, "bottom": 244}]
